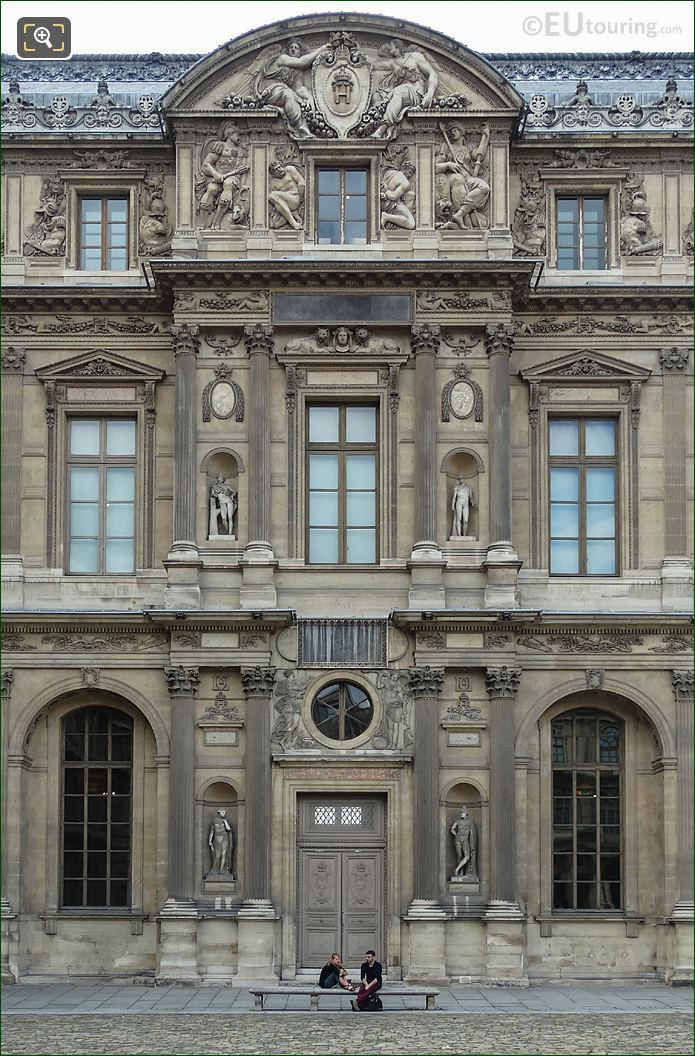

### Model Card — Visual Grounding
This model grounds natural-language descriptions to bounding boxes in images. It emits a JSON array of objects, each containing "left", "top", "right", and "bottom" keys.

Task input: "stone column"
[
  {"left": 157, "top": 665, "right": 200, "bottom": 983},
  {"left": 171, "top": 129, "right": 197, "bottom": 258},
  {"left": 404, "top": 667, "right": 446, "bottom": 982},
  {"left": 1, "top": 670, "right": 17, "bottom": 982},
  {"left": 240, "top": 325, "right": 277, "bottom": 608},
  {"left": 408, "top": 325, "right": 445, "bottom": 610},
  {"left": 660, "top": 348, "right": 692, "bottom": 609},
  {"left": 487, "top": 124, "right": 514, "bottom": 256},
  {"left": 1, "top": 348, "right": 25, "bottom": 610},
  {"left": 247, "top": 124, "right": 274, "bottom": 258},
  {"left": 483, "top": 324, "right": 520, "bottom": 608},
  {"left": 661, "top": 171, "right": 686, "bottom": 281},
  {"left": 413, "top": 124, "right": 439, "bottom": 258},
  {"left": 669, "top": 670, "right": 694, "bottom": 984},
  {"left": 484, "top": 666, "right": 526, "bottom": 981},
  {"left": 164, "top": 325, "right": 202, "bottom": 609},
  {"left": 237, "top": 666, "right": 278, "bottom": 982}
]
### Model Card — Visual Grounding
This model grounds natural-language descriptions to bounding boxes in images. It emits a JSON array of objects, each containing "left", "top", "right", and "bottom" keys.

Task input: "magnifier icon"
[{"left": 34, "top": 25, "right": 53, "bottom": 48}]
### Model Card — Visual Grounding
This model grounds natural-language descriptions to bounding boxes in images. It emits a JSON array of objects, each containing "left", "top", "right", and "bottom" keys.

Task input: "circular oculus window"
[{"left": 310, "top": 681, "right": 374, "bottom": 743}]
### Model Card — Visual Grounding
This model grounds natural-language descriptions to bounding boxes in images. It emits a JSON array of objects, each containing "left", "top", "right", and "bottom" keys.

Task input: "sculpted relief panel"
[{"left": 209, "top": 31, "right": 484, "bottom": 143}]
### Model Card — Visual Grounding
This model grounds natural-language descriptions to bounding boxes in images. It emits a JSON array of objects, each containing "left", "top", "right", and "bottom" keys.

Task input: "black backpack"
[{"left": 364, "top": 994, "right": 383, "bottom": 1012}]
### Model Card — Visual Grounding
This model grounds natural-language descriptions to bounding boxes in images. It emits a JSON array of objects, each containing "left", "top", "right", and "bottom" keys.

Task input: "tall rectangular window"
[
  {"left": 316, "top": 168, "right": 368, "bottom": 244},
  {"left": 557, "top": 196, "right": 606, "bottom": 270},
  {"left": 67, "top": 418, "right": 136, "bottom": 574},
  {"left": 549, "top": 418, "right": 617, "bottom": 575},
  {"left": 79, "top": 197, "right": 128, "bottom": 270},
  {"left": 307, "top": 405, "right": 377, "bottom": 564}
]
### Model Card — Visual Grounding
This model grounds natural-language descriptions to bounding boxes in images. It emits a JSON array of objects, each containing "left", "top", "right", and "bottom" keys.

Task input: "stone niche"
[
  {"left": 445, "top": 781, "right": 484, "bottom": 894},
  {"left": 199, "top": 780, "right": 238, "bottom": 894},
  {"left": 443, "top": 450, "right": 483, "bottom": 541},
  {"left": 202, "top": 450, "right": 240, "bottom": 542}
]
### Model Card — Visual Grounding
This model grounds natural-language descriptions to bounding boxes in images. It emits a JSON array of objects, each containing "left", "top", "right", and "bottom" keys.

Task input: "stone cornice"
[{"left": 0, "top": 611, "right": 294, "bottom": 635}]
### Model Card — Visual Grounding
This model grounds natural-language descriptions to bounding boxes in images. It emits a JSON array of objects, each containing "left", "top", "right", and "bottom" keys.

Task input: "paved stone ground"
[{"left": 2, "top": 985, "right": 693, "bottom": 1055}]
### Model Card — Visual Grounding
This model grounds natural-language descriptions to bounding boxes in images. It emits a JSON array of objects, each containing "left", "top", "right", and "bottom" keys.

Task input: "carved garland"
[
  {"left": 201, "top": 365, "right": 245, "bottom": 423},
  {"left": 441, "top": 364, "right": 484, "bottom": 423}
]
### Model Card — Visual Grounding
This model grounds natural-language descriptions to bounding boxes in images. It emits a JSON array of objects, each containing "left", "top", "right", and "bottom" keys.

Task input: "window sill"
[
  {"left": 41, "top": 911, "right": 148, "bottom": 936},
  {"left": 535, "top": 913, "right": 644, "bottom": 938}
]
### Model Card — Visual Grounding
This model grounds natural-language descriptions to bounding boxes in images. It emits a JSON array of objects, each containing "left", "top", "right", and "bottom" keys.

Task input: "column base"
[
  {"left": 483, "top": 543, "right": 521, "bottom": 608},
  {"left": 484, "top": 904, "right": 527, "bottom": 983},
  {"left": 239, "top": 545, "right": 277, "bottom": 609},
  {"left": 661, "top": 556, "right": 693, "bottom": 611},
  {"left": 163, "top": 542, "right": 202, "bottom": 609},
  {"left": 156, "top": 901, "right": 200, "bottom": 983},
  {"left": 1, "top": 555, "right": 24, "bottom": 610},
  {"left": 404, "top": 911, "right": 448, "bottom": 984},
  {"left": 667, "top": 904, "right": 694, "bottom": 985},
  {"left": 407, "top": 544, "right": 446, "bottom": 610},
  {"left": 1, "top": 898, "right": 18, "bottom": 983},
  {"left": 235, "top": 901, "right": 279, "bottom": 983}
]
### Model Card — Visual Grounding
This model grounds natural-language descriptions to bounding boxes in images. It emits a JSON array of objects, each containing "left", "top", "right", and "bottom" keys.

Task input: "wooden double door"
[{"left": 298, "top": 796, "right": 384, "bottom": 968}]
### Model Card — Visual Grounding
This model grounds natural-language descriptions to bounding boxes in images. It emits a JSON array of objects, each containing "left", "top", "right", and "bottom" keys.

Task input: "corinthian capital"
[
  {"left": 164, "top": 665, "right": 200, "bottom": 696},
  {"left": 660, "top": 347, "right": 690, "bottom": 372},
  {"left": 672, "top": 670, "right": 694, "bottom": 701},
  {"left": 408, "top": 666, "right": 445, "bottom": 698},
  {"left": 244, "top": 323, "right": 274, "bottom": 357},
  {"left": 169, "top": 324, "right": 200, "bottom": 358},
  {"left": 485, "top": 323, "right": 516, "bottom": 359},
  {"left": 241, "top": 665, "right": 276, "bottom": 697},
  {"left": 1, "top": 347, "right": 26, "bottom": 373},
  {"left": 485, "top": 666, "right": 521, "bottom": 699},
  {"left": 410, "top": 324, "right": 441, "bottom": 357}
]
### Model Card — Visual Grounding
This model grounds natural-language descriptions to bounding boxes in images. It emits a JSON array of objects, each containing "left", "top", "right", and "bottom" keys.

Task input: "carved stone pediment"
[
  {"left": 519, "top": 349, "right": 651, "bottom": 386},
  {"left": 162, "top": 14, "right": 523, "bottom": 144},
  {"left": 35, "top": 349, "right": 165, "bottom": 385}
]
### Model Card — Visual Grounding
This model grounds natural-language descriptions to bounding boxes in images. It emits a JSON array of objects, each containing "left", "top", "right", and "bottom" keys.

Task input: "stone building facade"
[{"left": 1, "top": 14, "right": 693, "bottom": 985}]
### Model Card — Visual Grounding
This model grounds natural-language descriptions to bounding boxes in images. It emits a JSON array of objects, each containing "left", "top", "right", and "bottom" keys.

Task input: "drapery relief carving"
[
  {"left": 23, "top": 175, "right": 66, "bottom": 256},
  {"left": 195, "top": 122, "right": 250, "bottom": 229},
  {"left": 216, "top": 31, "right": 469, "bottom": 141},
  {"left": 435, "top": 122, "right": 490, "bottom": 230},
  {"left": 380, "top": 145, "right": 416, "bottom": 231},
  {"left": 620, "top": 172, "right": 663, "bottom": 256},
  {"left": 268, "top": 146, "right": 305, "bottom": 230},
  {"left": 512, "top": 175, "right": 546, "bottom": 256},
  {"left": 373, "top": 671, "right": 413, "bottom": 751},
  {"left": 271, "top": 670, "right": 314, "bottom": 749},
  {"left": 138, "top": 174, "right": 172, "bottom": 256}
]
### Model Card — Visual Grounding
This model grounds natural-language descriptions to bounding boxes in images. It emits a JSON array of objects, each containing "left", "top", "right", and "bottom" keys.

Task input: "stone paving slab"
[
  {"left": 1, "top": 1012, "right": 693, "bottom": 1054},
  {"left": 4, "top": 983, "right": 692, "bottom": 1015}
]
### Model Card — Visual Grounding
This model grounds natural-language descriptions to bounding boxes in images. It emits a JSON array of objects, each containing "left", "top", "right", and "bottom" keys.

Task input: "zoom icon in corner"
[{"left": 17, "top": 17, "right": 71, "bottom": 58}]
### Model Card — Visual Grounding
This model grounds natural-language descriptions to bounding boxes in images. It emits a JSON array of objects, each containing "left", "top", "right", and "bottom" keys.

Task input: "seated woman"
[{"left": 318, "top": 953, "right": 355, "bottom": 991}]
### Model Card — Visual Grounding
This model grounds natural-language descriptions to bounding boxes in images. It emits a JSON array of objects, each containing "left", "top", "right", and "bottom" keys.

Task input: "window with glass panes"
[
  {"left": 316, "top": 168, "right": 368, "bottom": 244},
  {"left": 551, "top": 709, "right": 622, "bottom": 911},
  {"left": 307, "top": 405, "right": 377, "bottom": 564},
  {"left": 79, "top": 197, "right": 128, "bottom": 270},
  {"left": 556, "top": 197, "right": 607, "bottom": 270},
  {"left": 311, "top": 682, "right": 374, "bottom": 742},
  {"left": 548, "top": 418, "right": 618, "bottom": 575},
  {"left": 62, "top": 707, "right": 132, "bottom": 908},
  {"left": 67, "top": 419, "right": 136, "bottom": 574}
]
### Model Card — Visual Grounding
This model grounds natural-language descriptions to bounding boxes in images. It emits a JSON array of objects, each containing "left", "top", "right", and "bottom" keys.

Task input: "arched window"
[
  {"left": 310, "top": 682, "right": 374, "bottom": 742},
  {"left": 551, "top": 708, "right": 622, "bottom": 911},
  {"left": 62, "top": 707, "right": 133, "bottom": 908}
]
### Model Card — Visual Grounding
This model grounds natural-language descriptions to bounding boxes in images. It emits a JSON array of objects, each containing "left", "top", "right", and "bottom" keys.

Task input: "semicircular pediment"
[{"left": 162, "top": 12, "right": 523, "bottom": 140}]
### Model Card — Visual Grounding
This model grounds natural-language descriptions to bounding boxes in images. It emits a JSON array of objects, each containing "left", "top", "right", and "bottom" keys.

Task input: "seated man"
[
  {"left": 353, "top": 949, "right": 382, "bottom": 1010},
  {"left": 319, "top": 953, "right": 355, "bottom": 991}
]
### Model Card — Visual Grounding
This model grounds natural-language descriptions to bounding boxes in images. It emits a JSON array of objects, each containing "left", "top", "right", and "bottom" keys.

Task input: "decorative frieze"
[
  {"left": 416, "top": 631, "right": 446, "bottom": 649},
  {"left": 520, "top": 315, "right": 690, "bottom": 337},
  {"left": 417, "top": 291, "right": 509, "bottom": 313},
  {"left": 284, "top": 327, "right": 400, "bottom": 357},
  {"left": 649, "top": 636, "right": 692, "bottom": 654},
  {"left": 164, "top": 666, "right": 200, "bottom": 696},
  {"left": 41, "top": 632, "right": 168, "bottom": 652},
  {"left": 517, "top": 633, "right": 643, "bottom": 654},
  {"left": 177, "top": 291, "right": 268, "bottom": 313},
  {"left": 2, "top": 315, "right": 169, "bottom": 337},
  {"left": 485, "top": 666, "right": 521, "bottom": 699},
  {"left": 172, "top": 632, "right": 202, "bottom": 648}
]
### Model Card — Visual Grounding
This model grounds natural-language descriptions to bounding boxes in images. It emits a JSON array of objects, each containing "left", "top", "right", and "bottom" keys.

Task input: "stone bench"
[{"left": 249, "top": 986, "right": 439, "bottom": 1011}]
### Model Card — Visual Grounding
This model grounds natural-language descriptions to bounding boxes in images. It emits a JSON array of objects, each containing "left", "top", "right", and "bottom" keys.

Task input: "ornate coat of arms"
[{"left": 312, "top": 32, "right": 372, "bottom": 137}]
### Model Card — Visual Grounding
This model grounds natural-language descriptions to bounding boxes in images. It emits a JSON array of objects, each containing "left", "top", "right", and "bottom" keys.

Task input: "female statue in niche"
[
  {"left": 209, "top": 475, "right": 237, "bottom": 538},
  {"left": 206, "top": 808, "right": 234, "bottom": 878}
]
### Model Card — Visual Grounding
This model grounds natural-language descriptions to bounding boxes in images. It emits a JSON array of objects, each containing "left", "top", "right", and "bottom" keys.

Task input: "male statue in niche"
[
  {"left": 206, "top": 808, "right": 234, "bottom": 878},
  {"left": 209, "top": 476, "right": 237, "bottom": 538},
  {"left": 450, "top": 476, "right": 476, "bottom": 538},
  {"left": 451, "top": 806, "right": 478, "bottom": 881}
]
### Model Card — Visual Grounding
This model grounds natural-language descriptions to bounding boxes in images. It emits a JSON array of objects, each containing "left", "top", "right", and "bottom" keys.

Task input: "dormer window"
[{"left": 316, "top": 168, "right": 368, "bottom": 245}]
